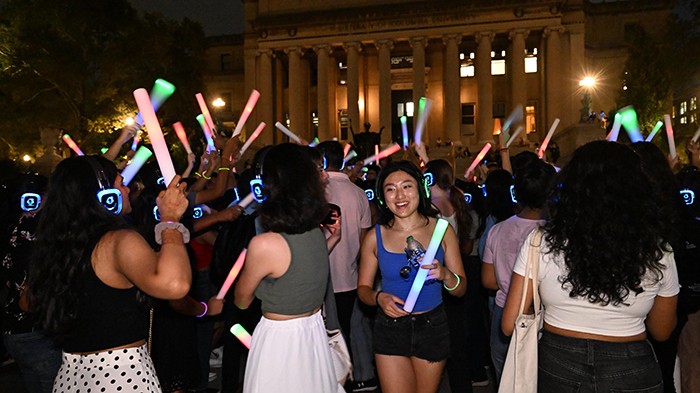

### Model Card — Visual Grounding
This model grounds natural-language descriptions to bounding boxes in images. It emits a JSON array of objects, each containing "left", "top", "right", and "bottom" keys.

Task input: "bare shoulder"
[{"left": 249, "top": 232, "right": 287, "bottom": 253}]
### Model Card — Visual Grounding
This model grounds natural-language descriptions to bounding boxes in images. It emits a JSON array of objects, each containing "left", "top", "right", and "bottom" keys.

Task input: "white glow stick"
[
  {"left": 502, "top": 105, "right": 523, "bottom": 134},
  {"left": 692, "top": 125, "right": 700, "bottom": 144},
  {"left": 464, "top": 143, "right": 492, "bottom": 179},
  {"left": 646, "top": 121, "right": 663, "bottom": 142},
  {"left": 239, "top": 122, "right": 265, "bottom": 157},
  {"left": 172, "top": 122, "right": 193, "bottom": 154},
  {"left": 236, "top": 193, "right": 256, "bottom": 209},
  {"left": 618, "top": 106, "right": 644, "bottom": 143},
  {"left": 664, "top": 114, "right": 677, "bottom": 159},
  {"left": 230, "top": 324, "right": 251, "bottom": 349},
  {"left": 274, "top": 122, "right": 301, "bottom": 143},
  {"left": 121, "top": 146, "right": 153, "bottom": 186},
  {"left": 195, "top": 93, "right": 217, "bottom": 135},
  {"left": 232, "top": 90, "right": 261, "bottom": 137},
  {"left": 537, "top": 118, "right": 560, "bottom": 159},
  {"left": 216, "top": 249, "right": 247, "bottom": 299},
  {"left": 309, "top": 137, "right": 319, "bottom": 147},
  {"left": 62, "top": 134, "right": 84, "bottom": 156},
  {"left": 607, "top": 113, "right": 622, "bottom": 142},
  {"left": 363, "top": 143, "right": 401, "bottom": 165},
  {"left": 414, "top": 97, "right": 433, "bottom": 147},
  {"left": 505, "top": 126, "right": 524, "bottom": 148},
  {"left": 401, "top": 116, "right": 409, "bottom": 149},
  {"left": 415, "top": 143, "right": 430, "bottom": 165},
  {"left": 196, "top": 114, "right": 216, "bottom": 150},
  {"left": 343, "top": 150, "right": 357, "bottom": 165},
  {"left": 133, "top": 88, "right": 177, "bottom": 185},
  {"left": 403, "top": 219, "right": 450, "bottom": 313}
]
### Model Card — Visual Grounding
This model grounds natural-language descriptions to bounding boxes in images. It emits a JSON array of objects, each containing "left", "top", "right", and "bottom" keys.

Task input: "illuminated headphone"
[
  {"left": 375, "top": 161, "right": 431, "bottom": 207},
  {"left": 510, "top": 184, "right": 518, "bottom": 203},
  {"left": 423, "top": 172, "right": 434, "bottom": 187},
  {"left": 249, "top": 162, "right": 266, "bottom": 203},
  {"left": 680, "top": 189, "right": 695, "bottom": 206},
  {"left": 153, "top": 205, "right": 204, "bottom": 221},
  {"left": 87, "top": 156, "right": 122, "bottom": 215},
  {"left": 20, "top": 192, "right": 41, "bottom": 212}
]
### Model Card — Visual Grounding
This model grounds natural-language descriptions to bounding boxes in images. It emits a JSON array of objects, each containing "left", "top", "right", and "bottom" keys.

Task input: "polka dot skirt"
[{"left": 53, "top": 344, "right": 161, "bottom": 393}]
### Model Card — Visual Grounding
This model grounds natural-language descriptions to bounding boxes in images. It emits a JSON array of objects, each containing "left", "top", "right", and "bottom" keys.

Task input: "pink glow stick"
[
  {"left": 691, "top": 126, "right": 700, "bottom": 144},
  {"left": 362, "top": 143, "right": 401, "bottom": 165},
  {"left": 239, "top": 122, "right": 265, "bottom": 157},
  {"left": 195, "top": 93, "right": 217, "bottom": 136},
  {"left": 374, "top": 145, "right": 380, "bottom": 165},
  {"left": 62, "top": 134, "right": 84, "bottom": 156},
  {"left": 537, "top": 118, "right": 560, "bottom": 159},
  {"left": 216, "top": 249, "right": 247, "bottom": 299},
  {"left": 172, "top": 122, "right": 193, "bottom": 154},
  {"left": 236, "top": 192, "right": 256, "bottom": 209},
  {"left": 464, "top": 143, "right": 492, "bottom": 179},
  {"left": 230, "top": 324, "right": 251, "bottom": 349},
  {"left": 274, "top": 122, "right": 301, "bottom": 143},
  {"left": 343, "top": 143, "right": 352, "bottom": 157},
  {"left": 232, "top": 90, "right": 261, "bottom": 138},
  {"left": 196, "top": 114, "right": 216, "bottom": 151},
  {"left": 133, "top": 88, "right": 177, "bottom": 186},
  {"left": 664, "top": 114, "right": 677, "bottom": 159}
]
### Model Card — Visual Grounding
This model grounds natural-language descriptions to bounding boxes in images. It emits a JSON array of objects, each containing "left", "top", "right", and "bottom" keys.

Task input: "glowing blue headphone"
[
  {"left": 153, "top": 205, "right": 204, "bottom": 221},
  {"left": 87, "top": 157, "right": 122, "bottom": 215},
  {"left": 463, "top": 193, "right": 472, "bottom": 204},
  {"left": 20, "top": 193, "right": 41, "bottom": 212},
  {"left": 681, "top": 189, "right": 695, "bottom": 206},
  {"left": 250, "top": 162, "right": 266, "bottom": 203},
  {"left": 365, "top": 189, "right": 375, "bottom": 201},
  {"left": 510, "top": 184, "right": 518, "bottom": 203},
  {"left": 423, "top": 172, "right": 434, "bottom": 187}
]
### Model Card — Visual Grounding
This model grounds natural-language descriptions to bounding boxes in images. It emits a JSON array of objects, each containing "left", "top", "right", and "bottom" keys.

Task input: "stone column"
[
  {"left": 257, "top": 49, "right": 274, "bottom": 145},
  {"left": 274, "top": 56, "right": 284, "bottom": 144},
  {"left": 443, "top": 34, "right": 461, "bottom": 143},
  {"left": 509, "top": 29, "right": 529, "bottom": 142},
  {"left": 411, "top": 37, "right": 427, "bottom": 129},
  {"left": 545, "top": 26, "right": 564, "bottom": 136},
  {"left": 315, "top": 45, "right": 332, "bottom": 141},
  {"left": 345, "top": 42, "right": 361, "bottom": 133},
  {"left": 475, "top": 31, "right": 494, "bottom": 144},
  {"left": 376, "top": 39, "right": 394, "bottom": 145},
  {"left": 568, "top": 28, "right": 585, "bottom": 126},
  {"left": 286, "top": 47, "right": 305, "bottom": 138}
]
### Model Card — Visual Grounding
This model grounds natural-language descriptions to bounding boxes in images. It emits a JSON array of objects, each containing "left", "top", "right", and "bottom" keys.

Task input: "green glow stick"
[
  {"left": 618, "top": 106, "right": 643, "bottom": 143},
  {"left": 134, "top": 79, "right": 175, "bottom": 125},
  {"left": 230, "top": 324, "right": 251, "bottom": 349},
  {"left": 403, "top": 219, "right": 450, "bottom": 312}
]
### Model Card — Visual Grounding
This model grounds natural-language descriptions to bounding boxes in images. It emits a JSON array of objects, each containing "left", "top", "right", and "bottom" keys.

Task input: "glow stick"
[
  {"left": 133, "top": 88, "right": 177, "bottom": 186},
  {"left": 100, "top": 147, "right": 109, "bottom": 154},
  {"left": 537, "top": 118, "right": 560, "bottom": 159},
  {"left": 506, "top": 126, "right": 524, "bottom": 148},
  {"left": 135, "top": 79, "right": 176, "bottom": 126},
  {"left": 401, "top": 116, "right": 409, "bottom": 149},
  {"left": 197, "top": 114, "right": 216, "bottom": 150},
  {"left": 502, "top": 105, "right": 523, "bottom": 134},
  {"left": 130, "top": 130, "right": 142, "bottom": 151},
  {"left": 403, "top": 218, "right": 450, "bottom": 313},
  {"left": 607, "top": 113, "right": 622, "bottom": 142},
  {"left": 274, "top": 122, "right": 301, "bottom": 143},
  {"left": 692, "top": 125, "right": 700, "bottom": 144},
  {"left": 195, "top": 93, "right": 217, "bottom": 136},
  {"left": 646, "top": 121, "right": 663, "bottom": 142},
  {"left": 216, "top": 249, "right": 247, "bottom": 299},
  {"left": 343, "top": 150, "right": 357, "bottom": 165},
  {"left": 363, "top": 143, "right": 401, "bottom": 165},
  {"left": 414, "top": 97, "right": 433, "bottom": 147},
  {"left": 464, "top": 143, "right": 491, "bottom": 179},
  {"left": 232, "top": 90, "right": 261, "bottom": 137},
  {"left": 230, "top": 324, "right": 251, "bottom": 349},
  {"left": 343, "top": 143, "right": 351, "bottom": 157},
  {"left": 62, "top": 134, "right": 84, "bottom": 156},
  {"left": 172, "top": 122, "right": 193, "bottom": 154},
  {"left": 236, "top": 193, "right": 256, "bottom": 209},
  {"left": 239, "top": 122, "right": 265, "bottom": 157},
  {"left": 121, "top": 146, "right": 153, "bottom": 186},
  {"left": 618, "top": 106, "right": 644, "bottom": 143},
  {"left": 664, "top": 114, "right": 676, "bottom": 159},
  {"left": 374, "top": 145, "right": 380, "bottom": 165},
  {"left": 309, "top": 137, "right": 319, "bottom": 147}
]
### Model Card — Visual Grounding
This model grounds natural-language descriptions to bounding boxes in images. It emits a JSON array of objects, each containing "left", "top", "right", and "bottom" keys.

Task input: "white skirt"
[
  {"left": 243, "top": 310, "right": 343, "bottom": 393},
  {"left": 53, "top": 344, "right": 161, "bottom": 393}
]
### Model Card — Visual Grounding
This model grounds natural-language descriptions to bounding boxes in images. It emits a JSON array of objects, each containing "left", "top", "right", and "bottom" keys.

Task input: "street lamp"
[
  {"left": 579, "top": 76, "right": 596, "bottom": 122},
  {"left": 212, "top": 98, "right": 225, "bottom": 108}
]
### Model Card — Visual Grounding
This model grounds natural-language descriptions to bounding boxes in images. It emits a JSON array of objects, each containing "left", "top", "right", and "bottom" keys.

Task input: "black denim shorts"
[{"left": 372, "top": 304, "right": 450, "bottom": 362}]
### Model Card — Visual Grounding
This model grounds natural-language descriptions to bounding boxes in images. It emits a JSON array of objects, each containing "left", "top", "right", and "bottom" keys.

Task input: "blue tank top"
[{"left": 375, "top": 225, "right": 444, "bottom": 313}]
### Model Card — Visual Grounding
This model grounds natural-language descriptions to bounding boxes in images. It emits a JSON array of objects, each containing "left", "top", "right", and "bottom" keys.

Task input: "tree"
[{"left": 0, "top": 0, "right": 207, "bottom": 159}]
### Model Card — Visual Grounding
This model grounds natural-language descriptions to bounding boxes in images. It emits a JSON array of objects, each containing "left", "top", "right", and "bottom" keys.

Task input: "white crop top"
[{"left": 513, "top": 231, "right": 680, "bottom": 337}]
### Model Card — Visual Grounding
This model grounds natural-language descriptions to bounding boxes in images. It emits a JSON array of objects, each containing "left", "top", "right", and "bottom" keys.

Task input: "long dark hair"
[
  {"left": 544, "top": 141, "right": 669, "bottom": 306},
  {"left": 28, "top": 156, "right": 129, "bottom": 337},
  {"left": 258, "top": 144, "right": 327, "bottom": 233},
  {"left": 424, "top": 159, "right": 473, "bottom": 245},
  {"left": 375, "top": 160, "right": 439, "bottom": 226}
]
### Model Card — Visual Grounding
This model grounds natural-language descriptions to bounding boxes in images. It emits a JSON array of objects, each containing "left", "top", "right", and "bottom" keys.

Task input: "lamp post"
[{"left": 579, "top": 76, "right": 596, "bottom": 122}]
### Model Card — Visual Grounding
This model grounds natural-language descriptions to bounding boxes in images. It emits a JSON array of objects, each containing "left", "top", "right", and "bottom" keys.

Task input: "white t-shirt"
[{"left": 514, "top": 231, "right": 680, "bottom": 337}]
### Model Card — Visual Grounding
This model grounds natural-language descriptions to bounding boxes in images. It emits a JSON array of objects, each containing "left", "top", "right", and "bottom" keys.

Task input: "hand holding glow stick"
[
  {"left": 239, "top": 122, "right": 265, "bottom": 157},
  {"left": 121, "top": 146, "right": 153, "bottom": 186},
  {"left": 363, "top": 143, "right": 401, "bottom": 166},
  {"left": 196, "top": 114, "right": 216, "bottom": 150},
  {"left": 195, "top": 93, "right": 217, "bottom": 136},
  {"left": 537, "top": 118, "right": 560, "bottom": 159},
  {"left": 274, "top": 122, "right": 301, "bottom": 143},
  {"left": 232, "top": 90, "right": 261, "bottom": 137},
  {"left": 618, "top": 106, "right": 644, "bottom": 143},
  {"left": 646, "top": 121, "right": 663, "bottom": 142},
  {"left": 403, "top": 219, "right": 450, "bottom": 313},
  {"left": 134, "top": 79, "right": 176, "bottom": 126},
  {"left": 464, "top": 143, "right": 492, "bottom": 179},
  {"left": 62, "top": 134, "right": 84, "bottom": 156},
  {"left": 414, "top": 143, "right": 430, "bottom": 165},
  {"left": 237, "top": 193, "right": 256, "bottom": 209},
  {"left": 505, "top": 126, "right": 524, "bottom": 148},
  {"left": 230, "top": 324, "right": 252, "bottom": 349},
  {"left": 216, "top": 249, "right": 247, "bottom": 299},
  {"left": 133, "top": 88, "right": 177, "bottom": 186},
  {"left": 607, "top": 113, "right": 622, "bottom": 142},
  {"left": 414, "top": 97, "right": 433, "bottom": 147},
  {"left": 173, "top": 122, "right": 193, "bottom": 154},
  {"left": 130, "top": 130, "right": 142, "bottom": 151},
  {"left": 401, "top": 116, "right": 409, "bottom": 149},
  {"left": 664, "top": 114, "right": 677, "bottom": 159}
]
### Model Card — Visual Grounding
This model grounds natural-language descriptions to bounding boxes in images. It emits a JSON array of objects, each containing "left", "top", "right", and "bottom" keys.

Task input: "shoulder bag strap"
[{"left": 518, "top": 229, "right": 542, "bottom": 317}]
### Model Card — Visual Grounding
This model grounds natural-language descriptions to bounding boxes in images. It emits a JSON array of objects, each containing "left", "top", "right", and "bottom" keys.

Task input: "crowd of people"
[{"left": 1, "top": 125, "right": 700, "bottom": 393}]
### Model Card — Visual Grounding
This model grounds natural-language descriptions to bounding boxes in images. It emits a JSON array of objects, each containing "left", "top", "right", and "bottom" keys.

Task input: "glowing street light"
[
  {"left": 22, "top": 154, "right": 31, "bottom": 162},
  {"left": 579, "top": 76, "right": 596, "bottom": 88},
  {"left": 579, "top": 76, "right": 596, "bottom": 122},
  {"left": 212, "top": 98, "right": 226, "bottom": 108}
]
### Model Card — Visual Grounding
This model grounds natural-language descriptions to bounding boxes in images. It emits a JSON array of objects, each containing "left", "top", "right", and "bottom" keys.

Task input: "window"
[
  {"left": 525, "top": 56, "right": 538, "bottom": 73},
  {"left": 493, "top": 102, "right": 506, "bottom": 119},
  {"left": 461, "top": 103, "right": 475, "bottom": 125},
  {"left": 681, "top": 116, "right": 688, "bottom": 124},
  {"left": 220, "top": 54, "right": 232, "bottom": 71},
  {"left": 396, "top": 102, "right": 415, "bottom": 117},
  {"left": 338, "top": 62, "right": 347, "bottom": 85},
  {"left": 691, "top": 114, "right": 697, "bottom": 124},
  {"left": 491, "top": 59, "right": 506, "bottom": 75},
  {"left": 680, "top": 101, "right": 687, "bottom": 115},
  {"left": 526, "top": 105, "right": 537, "bottom": 134},
  {"left": 460, "top": 63, "right": 475, "bottom": 77},
  {"left": 338, "top": 109, "right": 349, "bottom": 140},
  {"left": 691, "top": 97, "right": 697, "bottom": 111}
]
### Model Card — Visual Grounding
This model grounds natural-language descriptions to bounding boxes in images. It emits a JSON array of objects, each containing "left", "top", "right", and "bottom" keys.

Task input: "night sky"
[{"left": 129, "top": 0, "right": 244, "bottom": 36}]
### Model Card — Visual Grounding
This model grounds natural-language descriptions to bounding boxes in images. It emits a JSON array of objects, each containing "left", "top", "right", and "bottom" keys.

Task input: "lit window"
[
  {"left": 460, "top": 64, "right": 475, "bottom": 78},
  {"left": 690, "top": 97, "right": 697, "bottom": 111},
  {"left": 406, "top": 102, "right": 415, "bottom": 117},
  {"left": 469, "top": 52, "right": 475, "bottom": 60},
  {"left": 691, "top": 114, "right": 697, "bottom": 124},
  {"left": 397, "top": 103, "right": 405, "bottom": 117},
  {"left": 526, "top": 105, "right": 537, "bottom": 134},
  {"left": 491, "top": 59, "right": 506, "bottom": 75},
  {"left": 680, "top": 101, "right": 687, "bottom": 115},
  {"left": 459, "top": 53, "right": 465, "bottom": 60},
  {"left": 525, "top": 57, "right": 537, "bottom": 73},
  {"left": 681, "top": 116, "right": 687, "bottom": 124}
]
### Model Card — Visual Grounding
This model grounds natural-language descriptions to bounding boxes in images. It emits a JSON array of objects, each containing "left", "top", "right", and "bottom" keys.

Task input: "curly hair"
[
  {"left": 544, "top": 141, "right": 669, "bottom": 306},
  {"left": 28, "top": 156, "right": 130, "bottom": 339},
  {"left": 258, "top": 144, "right": 328, "bottom": 233},
  {"left": 424, "top": 159, "right": 473, "bottom": 244},
  {"left": 375, "top": 160, "right": 439, "bottom": 226}
]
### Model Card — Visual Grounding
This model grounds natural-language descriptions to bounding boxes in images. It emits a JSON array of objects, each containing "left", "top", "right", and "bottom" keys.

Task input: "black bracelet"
[{"left": 375, "top": 290, "right": 383, "bottom": 306}]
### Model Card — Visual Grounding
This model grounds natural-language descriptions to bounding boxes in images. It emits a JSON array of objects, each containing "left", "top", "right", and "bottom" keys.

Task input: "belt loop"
[{"left": 587, "top": 339, "right": 594, "bottom": 365}]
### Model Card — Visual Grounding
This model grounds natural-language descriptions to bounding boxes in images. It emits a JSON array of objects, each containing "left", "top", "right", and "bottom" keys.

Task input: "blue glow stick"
[
  {"left": 308, "top": 137, "right": 320, "bottom": 147},
  {"left": 646, "top": 121, "right": 663, "bottom": 142},
  {"left": 403, "top": 219, "right": 450, "bottom": 312},
  {"left": 618, "top": 106, "right": 644, "bottom": 143},
  {"left": 230, "top": 324, "right": 252, "bottom": 349},
  {"left": 401, "top": 116, "right": 409, "bottom": 149},
  {"left": 121, "top": 146, "right": 153, "bottom": 186}
]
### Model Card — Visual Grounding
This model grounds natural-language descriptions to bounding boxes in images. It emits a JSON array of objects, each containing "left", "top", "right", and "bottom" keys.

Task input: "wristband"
[
  {"left": 218, "top": 167, "right": 231, "bottom": 171},
  {"left": 443, "top": 271, "right": 460, "bottom": 291},
  {"left": 154, "top": 221, "right": 191, "bottom": 245},
  {"left": 195, "top": 172, "right": 203, "bottom": 178},
  {"left": 196, "top": 301, "right": 208, "bottom": 318},
  {"left": 201, "top": 173, "right": 211, "bottom": 180},
  {"left": 375, "top": 290, "right": 384, "bottom": 306}
]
